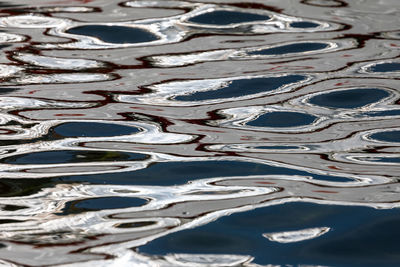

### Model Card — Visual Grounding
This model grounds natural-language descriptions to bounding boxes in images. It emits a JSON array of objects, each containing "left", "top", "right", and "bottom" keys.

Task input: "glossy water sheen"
[{"left": 0, "top": 0, "right": 398, "bottom": 266}]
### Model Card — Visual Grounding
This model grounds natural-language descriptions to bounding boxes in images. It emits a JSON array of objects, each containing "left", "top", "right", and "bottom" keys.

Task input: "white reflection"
[
  {"left": 117, "top": 74, "right": 313, "bottom": 106},
  {"left": 0, "top": 32, "right": 26, "bottom": 43},
  {"left": 263, "top": 227, "right": 330, "bottom": 243},
  {"left": 148, "top": 39, "right": 354, "bottom": 68},
  {"left": 11, "top": 73, "right": 114, "bottom": 85},
  {"left": 13, "top": 53, "right": 106, "bottom": 70},
  {"left": 0, "top": 14, "right": 70, "bottom": 28}
]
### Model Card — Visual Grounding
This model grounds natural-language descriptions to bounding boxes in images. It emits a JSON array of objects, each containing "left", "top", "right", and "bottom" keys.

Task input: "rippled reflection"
[
  {"left": 187, "top": 10, "right": 271, "bottom": 25},
  {"left": 308, "top": 88, "right": 390, "bottom": 109},
  {"left": 248, "top": 42, "right": 329, "bottom": 55},
  {"left": 52, "top": 122, "right": 141, "bottom": 138},
  {"left": 0, "top": 0, "right": 398, "bottom": 266},
  {"left": 67, "top": 25, "right": 160, "bottom": 44},
  {"left": 174, "top": 75, "right": 306, "bottom": 102},
  {"left": 246, "top": 111, "right": 318, "bottom": 128},
  {"left": 368, "top": 130, "right": 400, "bottom": 143},
  {"left": 140, "top": 202, "right": 400, "bottom": 266}
]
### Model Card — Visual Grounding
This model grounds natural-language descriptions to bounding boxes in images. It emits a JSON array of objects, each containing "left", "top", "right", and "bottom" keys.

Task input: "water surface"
[{"left": 0, "top": 0, "right": 398, "bottom": 266}]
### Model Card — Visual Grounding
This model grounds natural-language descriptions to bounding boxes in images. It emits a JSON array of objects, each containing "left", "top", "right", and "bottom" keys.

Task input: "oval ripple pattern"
[{"left": 0, "top": 0, "right": 398, "bottom": 266}]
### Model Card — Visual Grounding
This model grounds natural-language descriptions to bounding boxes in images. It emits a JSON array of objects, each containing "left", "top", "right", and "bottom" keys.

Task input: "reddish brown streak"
[{"left": 130, "top": 107, "right": 164, "bottom": 112}]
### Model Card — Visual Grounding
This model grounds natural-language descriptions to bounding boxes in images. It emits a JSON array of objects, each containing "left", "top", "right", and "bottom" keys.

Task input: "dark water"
[{"left": 0, "top": 0, "right": 399, "bottom": 266}]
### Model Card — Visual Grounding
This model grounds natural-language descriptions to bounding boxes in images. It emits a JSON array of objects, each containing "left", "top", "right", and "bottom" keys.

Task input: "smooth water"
[{"left": 0, "top": 0, "right": 399, "bottom": 266}]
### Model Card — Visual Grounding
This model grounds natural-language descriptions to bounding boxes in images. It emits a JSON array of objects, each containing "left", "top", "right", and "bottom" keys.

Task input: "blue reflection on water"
[
  {"left": 53, "top": 122, "right": 141, "bottom": 137},
  {"left": 290, "top": 21, "right": 320, "bottom": 28},
  {"left": 66, "top": 25, "right": 159, "bottom": 44},
  {"left": 370, "top": 62, "right": 400, "bottom": 72},
  {"left": 175, "top": 75, "right": 307, "bottom": 101},
  {"left": 309, "top": 88, "right": 389, "bottom": 109},
  {"left": 187, "top": 10, "right": 271, "bottom": 25},
  {"left": 247, "top": 111, "right": 317, "bottom": 127},
  {"left": 248, "top": 42, "right": 328, "bottom": 55},
  {"left": 369, "top": 130, "right": 400, "bottom": 143},
  {"left": 140, "top": 202, "right": 400, "bottom": 266},
  {"left": 3, "top": 150, "right": 148, "bottom": 164},
  {"left": 364, "top": 110, "right": 400, "bottom": 117},
  {"left": 59, "top": 160, "right": 351, "bottom": 185},
  {"left": 60, "top": 197, "right": 148, "bottom": 215}
]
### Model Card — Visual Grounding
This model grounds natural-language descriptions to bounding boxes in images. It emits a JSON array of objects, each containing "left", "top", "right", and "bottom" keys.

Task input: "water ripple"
[{"left": 0, "top": 0, "right": 398, "bottom": 265}]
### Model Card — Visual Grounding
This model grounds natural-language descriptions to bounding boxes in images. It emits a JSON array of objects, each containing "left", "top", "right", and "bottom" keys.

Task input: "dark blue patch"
[
  {"left": 117, "top": 221, "right": 156, "bottom": 228},
  {"left": 66, "top": 25, "right": 159, "bottom": 44},
  {"left": 0, "top": 87, "right": 19, "bottom": 95},
  {"left": 364, "top": 110, "right": 400, "bottom": 117},
  {"left": 247, "top": 111, "right": 317, "bottom": 128},
  {"left": 369, "top": 62, "right": 400, "bottom": 73},
  {"left": 52, "top": 122, "right": 141, "bottom": 138},
  {"left": 249, "top": 43, "right": 328, "bottom": 56},
  {"left": 0, "top": 178, "right": 54, "bottom": 197},
  {"left": 308, "top": 88, "right": 389, "bottom": 109},
  {"left": 59, "top": 160, "right": 352, "bottom": 185},
  {"left": 369, "top": 130, "right": 400, "bottom": 143},
  {"left": 290, "top": 21, "right": 320, "bottom": 28},
  {"left": 60, "top": 197, "right": 147, "bottom": 215},
  {"left": 174, "top": 75, "right": 307, "bottom": 102},
  {"left": 139, "top": 202, "right": 400, "bottom": 267},
  {"left": 3, "top": 150, "right": 148, "bottom": 164},
  {"left": 187, "top": 10, "right": 270, "bottom": 25},
  {"left": 367, "top": 157, "right": 400, "bottom": 163}
]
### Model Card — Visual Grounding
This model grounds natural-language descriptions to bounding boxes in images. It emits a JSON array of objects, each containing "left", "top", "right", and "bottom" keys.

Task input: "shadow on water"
[{"left": 139, "top": 202, "right": 400, "bottom": 267}]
